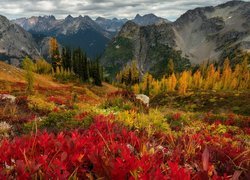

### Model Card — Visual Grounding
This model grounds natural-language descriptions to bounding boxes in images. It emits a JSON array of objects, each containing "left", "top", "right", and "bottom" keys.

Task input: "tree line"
[
  {"left": 49, "top": 37, "right": 102, "bottom": 86},
  {"left": 115, "top": 57, "right": 250, "bottom": 96}
]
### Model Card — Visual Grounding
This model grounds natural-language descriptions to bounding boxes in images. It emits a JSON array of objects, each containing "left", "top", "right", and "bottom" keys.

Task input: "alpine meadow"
[{"left": 0, "top": 0, "right": 250, "bottom": 179}]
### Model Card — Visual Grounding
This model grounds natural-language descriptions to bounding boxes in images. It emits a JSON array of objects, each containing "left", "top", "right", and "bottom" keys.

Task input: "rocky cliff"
[
  {"left": 0, "top": 15, "right": 40, "bottom": 65},
  {"left": 173, "top": 0, "right": 250, "bottom": 64}
]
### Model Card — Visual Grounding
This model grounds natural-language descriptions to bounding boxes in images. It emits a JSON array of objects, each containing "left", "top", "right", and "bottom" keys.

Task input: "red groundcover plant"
[
  {"left": 0, "top": 115, "right": 190, "bottom": 179},
  {"left": 0, "top": 114, "right": 248, "bottom": 179}
]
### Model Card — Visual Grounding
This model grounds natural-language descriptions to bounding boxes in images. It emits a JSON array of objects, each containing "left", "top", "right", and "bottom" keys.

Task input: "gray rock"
[
  {"left": 136, "top": 94, "right": 150, "bottom": 107},
  {"left": 0, "top": 15, "right": 40, "bottom": 65},
  {"left": 0, "top": 94, "right": 16, "bottom": 103},
  {"left": 132, "top": 13, "right": 170, "bottom": 26}
]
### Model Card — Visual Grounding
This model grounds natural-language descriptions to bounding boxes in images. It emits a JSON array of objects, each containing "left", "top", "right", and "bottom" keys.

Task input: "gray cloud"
[{"left": 0, "top": 0, "right": 249, "bottom": 21}]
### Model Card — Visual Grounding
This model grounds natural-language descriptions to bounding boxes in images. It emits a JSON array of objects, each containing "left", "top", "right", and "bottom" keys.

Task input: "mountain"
[
  {"left": 13, "top": 15, "right": 58, "bottom": 33},
  {"left": 101, "top": 21, "right": 190, "bottom": 78},
  {"left": 0, "top": 15, "right": 40, "bottom": 65},
  {"left": 173, "top": 0, "right": 250, "bottom": 64},
  {"left": 13, "top": 15, "right": 113, "bottom": 57},
  {"left": 101, "top": 1, "right": 250, "bottom": 77},
  {"left": 12, "top": 13, "right": 170, "bottom": 59},
  {"left": 95, "top": 17, "right": 128, "bottom": 33},
  {"left": 132, "top": 13, "right": 170, "bottom": 26}
]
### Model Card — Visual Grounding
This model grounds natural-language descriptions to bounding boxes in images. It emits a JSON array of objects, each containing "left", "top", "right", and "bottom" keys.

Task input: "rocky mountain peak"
[
  {"left": 119, "top": 21, "right": 139, "bottom": 36},
  {"left": 132, "top": 13, "right": 169, "bottom": 26},
  {"left": 38, "top": 15, "right": 56, "bottom": 21},
  {"left": 0, "top": 15, "right": 40, "bottom": 65},
  {"left": 135, "top": 14, "right": 141, "bottom": 18},
  {"left": 96, "top": 17, "right": 106, "bottom": 21},
  {"left": 218, "top": 0, "right": 246, "bottom": 8},
  {"left": 83, "top": 15, "right": 92, "bottom": 21},
  {"left": 65, "top": 15, "right": 73, "bottom": 21},
  {"left": 95, "top": 17, "right": 128, "bottom": 33}
]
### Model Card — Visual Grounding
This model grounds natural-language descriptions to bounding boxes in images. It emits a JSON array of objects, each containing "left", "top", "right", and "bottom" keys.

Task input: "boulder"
[
  {"left": 136, "top": 94, "right": 149, "bottom": 107},
  {"left": 0, "top": 94, "right": 16, "bottom": 103}
]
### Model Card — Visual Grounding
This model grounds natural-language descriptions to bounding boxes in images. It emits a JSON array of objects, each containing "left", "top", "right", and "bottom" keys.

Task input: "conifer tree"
[
  {"left": 204, "top": 64, "right": 216, "bottom": 90},
  {"left": 193, "top": 70, "right": 202, "bottom": 90},
  {"left": 72, "top": 48, "right": 81, "bottom": 76},
  {"left": 62, "top": 47, "right": 72, "bottom": 71},
  {"left": 239, "top": 57, "right": 250, "bottom": 89},
  {"left": 160, "top": 76, "right": 168, "bottom": 93},
  {"left": 22, "top": 57, "right": 34, "bottom": 94},
  {"left": 49, "top": 37, "right": 61, "bottom": 71},
  {"left": 178, "top": 71, "right": 189, "bottom": 95},
  {"left": 221, "top": 58, "right": 232, "bottom": 90},
  {"left": 167, "top": 73, "right": 177, "bottom": 92}
]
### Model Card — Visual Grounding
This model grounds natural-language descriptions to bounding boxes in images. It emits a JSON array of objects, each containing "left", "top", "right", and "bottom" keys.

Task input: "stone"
[
  {"left": 136, "top": 94, "right": 149, "bottom": 107},
  {"left": 0, "top": 94, "right": 16, "bottom": 103}
]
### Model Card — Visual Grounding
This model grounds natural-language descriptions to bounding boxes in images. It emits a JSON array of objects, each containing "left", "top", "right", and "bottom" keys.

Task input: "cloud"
[{"left": 0, "top": 0, "right": 249, "bottom": 21}]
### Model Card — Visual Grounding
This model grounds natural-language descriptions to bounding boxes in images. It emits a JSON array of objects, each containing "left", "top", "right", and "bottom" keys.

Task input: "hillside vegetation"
[
  {"left": 0, "top": 1, "right": 249, "bottom": 178},
  {"left": 0, "top": 58, "right": 249, "bottom": 179}
]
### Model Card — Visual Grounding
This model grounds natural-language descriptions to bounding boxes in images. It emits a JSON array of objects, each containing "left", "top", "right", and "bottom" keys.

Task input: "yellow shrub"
[
  {"left": 116, "top": 109, "right": 171, "bottom": 136},
  {"left": 28, "top": 96, "right": 55, "bottom": 112}
]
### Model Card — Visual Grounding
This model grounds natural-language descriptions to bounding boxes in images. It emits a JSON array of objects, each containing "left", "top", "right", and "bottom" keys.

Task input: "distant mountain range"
[
  {"left": 0, "top": 0, "right": 249, "bottom": 76},
  {"left": 95, "top": 17, "right": 128, "bottom": 33},
  {"left": 12, "top": 15, "right": 113, "bottom": 58},
  {"left": 4, "top": 13, "right": 168, "bottom": 63}
]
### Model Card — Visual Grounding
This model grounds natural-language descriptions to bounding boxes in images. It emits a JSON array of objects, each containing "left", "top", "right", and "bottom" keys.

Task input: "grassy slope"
[
  {"left": 151, "top": 91, "right": 250, "bottom": 116},
  {"left": 0, "top": 61, "right": 118, "bottom": 102},
  {"left": 0, "top": 61, "right": 60, "bottom": 88}
]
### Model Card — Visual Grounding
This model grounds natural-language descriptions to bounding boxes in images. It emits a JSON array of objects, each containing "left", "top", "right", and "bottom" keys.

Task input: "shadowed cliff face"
[
  {"left": 101, "top": 21, "right": 190, "bottom": 78},
  {"left": 0, "top": 15, "right": 40, "bottom": 65},
  {"left": 173, "top": 0, "right": 250, "bottom": 64}
]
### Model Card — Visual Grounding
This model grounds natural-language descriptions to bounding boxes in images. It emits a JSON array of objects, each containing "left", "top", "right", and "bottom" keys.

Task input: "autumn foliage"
[{"left": 132, "top": 58, "right": 250, "bottom": 96}]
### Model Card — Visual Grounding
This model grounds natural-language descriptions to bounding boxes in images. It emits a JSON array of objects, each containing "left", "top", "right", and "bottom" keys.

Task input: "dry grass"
[
  {"left": 88, "top": 82, "right": 118, "bottom": 97},
  {"left": 0, "top": 61, "right": 118, "bottom": 101},
  {"left": 0, "top": 61, "right": 66, "bottom": 89}
]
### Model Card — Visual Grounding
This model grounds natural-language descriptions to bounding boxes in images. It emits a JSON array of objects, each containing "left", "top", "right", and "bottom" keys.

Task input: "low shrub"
[
  {"left": 24, "top": 111, "right": 95, "bottom": 132},
  {"left": 116, "top": 109, "right": 170, "bottom": 136},
  {"left": 28, "top": 96, "right": 55, "bottom": 114},
  {"left": 102, "top": 90, "right": 148, "bottom": 113},
  {"left": 0, "top": 119, "right": 190, "bottom": 179}
]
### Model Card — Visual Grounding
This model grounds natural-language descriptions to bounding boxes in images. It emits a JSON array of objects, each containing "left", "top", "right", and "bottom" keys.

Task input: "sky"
[{"left": 0, "top": 0, "right": 249, "bottom": 21}]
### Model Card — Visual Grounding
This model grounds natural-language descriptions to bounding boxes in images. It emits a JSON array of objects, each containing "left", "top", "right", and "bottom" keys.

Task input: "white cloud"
[{"left": 0, "top": 0, "right": 249, "bottom": 21}]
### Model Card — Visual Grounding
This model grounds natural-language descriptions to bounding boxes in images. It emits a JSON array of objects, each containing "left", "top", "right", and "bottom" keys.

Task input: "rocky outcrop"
[
  {"left": 0, "top": 94, "right": 16, "bottom": 103},
  {"left": 0, "top": 15, "right": 40, "bottom": 65},
  {"left": 173, "top": 0, "right": 250, "bottom": 63},
  {"left": 136, "top": 94, "right": 150, "bottom": 107},
  {"left": 132, "top": 14, "right": 170, "bottom": 26}
]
